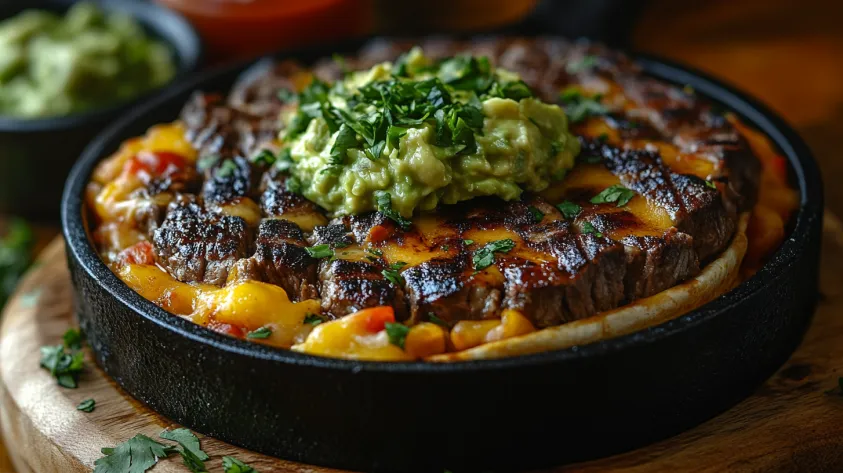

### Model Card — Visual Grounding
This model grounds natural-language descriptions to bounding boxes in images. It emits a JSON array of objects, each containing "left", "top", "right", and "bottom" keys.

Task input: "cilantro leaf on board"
[
  {"left": 93, "top": 434, "right": 178, "bottom": 473},
  {"left": 223, "top": 456, "right": 260, "bottom": 473}
]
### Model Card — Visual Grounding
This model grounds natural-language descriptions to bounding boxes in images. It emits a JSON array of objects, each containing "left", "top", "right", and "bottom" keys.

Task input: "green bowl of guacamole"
[
  {"left": 0, "top": 0, "right": 201, "bottom": 220},
  {"left": 0, "top": 2, "right": 179, "bottom": 118}
]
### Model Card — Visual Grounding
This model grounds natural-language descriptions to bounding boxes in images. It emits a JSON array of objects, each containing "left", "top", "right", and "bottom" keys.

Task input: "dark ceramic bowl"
[
  {"left": 62, "top": 40, "right": 822, "bottom": 472},
  {"left": 0, "top": 0, "right": 202, "bottom": 222}
]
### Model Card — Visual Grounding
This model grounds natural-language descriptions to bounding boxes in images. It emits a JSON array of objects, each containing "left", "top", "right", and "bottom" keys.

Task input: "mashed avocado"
[
  {"left": 282, "top": 48, "right": 579, "bottom": 218},
  {"left": 0, "top": 2, "right": 175, "bottom": 118}
]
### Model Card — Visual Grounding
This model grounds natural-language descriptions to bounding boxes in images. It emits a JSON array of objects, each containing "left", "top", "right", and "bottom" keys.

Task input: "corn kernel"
[
  {"left": 404, "top": 322, "right": 447, "bottom": 358},
  {"left": 450, "top": 319, "right": 500, "bottom": 351},
  {"left": 485, "top": 309, "right": 535, "bottom": 343}
]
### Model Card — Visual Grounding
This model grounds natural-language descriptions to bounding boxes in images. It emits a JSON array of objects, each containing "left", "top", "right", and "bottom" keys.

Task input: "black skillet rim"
[{"left": 61, "top": 39, "right": 823, "bottom": 374}]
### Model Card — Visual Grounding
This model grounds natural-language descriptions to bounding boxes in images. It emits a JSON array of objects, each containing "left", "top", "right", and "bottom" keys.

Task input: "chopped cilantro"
[
  {"left": 160, "top": 429, "right": 208, "bottom": 462},
  {"left": 246, "top": 326, "right": 272, "bottom": 339},
  {"left": 94, "top": 434, "right": 178, "bottom": 473},
  {"left": 472, "top": 239, "right": 516, "bottom": 270},
  {"left": 367, "top": 248, "right": 383, "bottom": 257},
  {"left": 285, "top": 176, "right": 302, "bottom": 194},
  {"left": 250, "top": 149, "right": 276, "bottom": 167},
  {"left": 63, "top": 328, "right": 84, "bottom": 350},
  {"left": 463, "top": 239, "right": 474, "bottom": 246},
  {"left": 222, "top": 456, "right": 258, "bottom": 473},
  {"left": 304, "top": 313, "right": 324, "bottom": 326},
  {"left": 77, "top": 398, "right": 95, "bottom": 413},
  {"left": 160, "top": 428, "right": 208, "bottom": 472},
  {"left": 374, "top": 191, "right": 412, "bottom": 231},
  {"left": 582, "top": 221, "right": 603, "bottom": 238},
  {"left": 559, "top": 87, "right": 608, "bottom": 123},
  {"left": 382, "top": 262, "right": 406, "bottom": 287},
  {"left": 385, "top": 322, "right": 410, "bottom": 349},
  {"left": 40, "top": 328, "right": 86, "bottom": 388},
  {"left": 196, "top": 154, "right": 218, "bottom": 172},
  {"left": 330, "top": 124, "right": 359, "bottom": 164},
  {"left": 427, "top": 313, "right": 447, "bottom": 327},
  {"left": 591, "top": 184, "right": 636, "bottom": 207},
  {"left": 441, "top": 244, "right": 450, "bottom": 251},
  {"left": 528, "top": 206, "right": 545, "bottom": 223},
  {"left": 387, "top": 125, "right": 408, "bottom": 149},
  {"left": 705, "top": 180, "right": 717, "bottom": 190},
  {"left": 556, "top": 201, "right": 582, "bottom": 219},
  {"left": 215, "top": 159, "right": 237, "bottom": 178},
  {"left": 305, "top": 244, "right": 333, "bottom": 259}
]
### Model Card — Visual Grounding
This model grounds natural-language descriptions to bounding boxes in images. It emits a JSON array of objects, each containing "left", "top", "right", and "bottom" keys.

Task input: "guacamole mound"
[
  {"left": 282, "top": 48, "right": 579, "bottom": 218},
  {"left": 0, "top": 2, "right": 176, "bottom": 118}
]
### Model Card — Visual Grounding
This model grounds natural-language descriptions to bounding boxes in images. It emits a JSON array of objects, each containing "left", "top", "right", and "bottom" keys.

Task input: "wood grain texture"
[{"left": 0, "top": 214, "right": 841, "bottom": 473}]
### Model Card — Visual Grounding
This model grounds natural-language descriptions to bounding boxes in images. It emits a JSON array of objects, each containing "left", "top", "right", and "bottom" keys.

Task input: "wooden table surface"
[{"left": 1, "top": 1, "right": 841, "bottom": 470}]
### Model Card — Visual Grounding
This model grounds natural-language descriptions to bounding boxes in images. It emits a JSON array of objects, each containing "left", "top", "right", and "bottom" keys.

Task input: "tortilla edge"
[{"left": 427, "top": 213, "right": 750, "bottom": 362}]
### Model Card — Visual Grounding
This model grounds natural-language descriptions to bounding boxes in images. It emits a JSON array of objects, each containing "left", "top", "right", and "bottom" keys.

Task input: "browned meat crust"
[
  {"left": 153, "top": 199, "right": 250, "bottom": 285},
  {"left": 251, "top": 219, "right": 319, "bottom": 301}
]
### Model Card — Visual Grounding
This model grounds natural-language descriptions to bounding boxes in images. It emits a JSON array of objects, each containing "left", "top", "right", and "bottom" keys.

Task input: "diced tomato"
[
  {"left": 208, "top": 321, "right": 245, "bottom": 338},
  {"left": 359, "top": 306, "right": 396, "bottom": 333},
  {"left": 117, "top": 241, "right": 155, "bottom": 266},
  {"left": 124, "top": 150, "right": 188, "bottom": 181},
  {"left": 368, "top": 225, "right": 390, "bottom": 243}
]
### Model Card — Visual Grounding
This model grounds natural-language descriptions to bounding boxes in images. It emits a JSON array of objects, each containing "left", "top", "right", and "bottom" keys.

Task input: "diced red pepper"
[
  {"left": 209, "top": 321, "right": 245, "bottom": 338},
  {"left": 359, "top": 306, "right": 396, "bottom": 333},
  {"left": 124, "top": 150, "right": 188, "bottom": 180},
  {"left": 368, "top": 225, "right": 390, "bottom": 243},
  {"left": 117, "top": 241, "right": 155, "bottom": 266}
]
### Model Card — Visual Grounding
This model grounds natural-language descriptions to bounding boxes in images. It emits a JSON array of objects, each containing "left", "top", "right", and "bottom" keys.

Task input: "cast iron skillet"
[{"left": 62, "top": 38, "right": 822, "bottom": 472}]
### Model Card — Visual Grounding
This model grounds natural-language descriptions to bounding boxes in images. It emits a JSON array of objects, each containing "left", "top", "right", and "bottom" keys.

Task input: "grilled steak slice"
[
  {"left": 583, "top": 141, "right": 736, "bottom": 262},
  {"left": 622, "top": 230, "right": 698, "bottom": 300},
  {"left": 259, "top": 169, "right": 328, "bottom": 231},
  {"left": 404, "top": 256, "right": 503, "bottom": 326},
  {"left": 153, "top": 199, "right": 250, "bottom": 285},
  {"left": 319, "top": 259, "right": 409, "bottom": 319},
  {"left": 511, "top": 220, "right": 627, "bottom": 327},
  {"left": 128, "top": 169, "right": 203, "bottom": 237},
  {"left": 251, "top": 218, "right": 319, "bottom": 301},
  {"left": 203, "top": 155, "right": 259, "bottom": 204},
  {"left": 310, "top": 218, "right": 408, "bottom": 319},
  {"left": 180, "top": 91, "right": 277, "bottom": 159}
]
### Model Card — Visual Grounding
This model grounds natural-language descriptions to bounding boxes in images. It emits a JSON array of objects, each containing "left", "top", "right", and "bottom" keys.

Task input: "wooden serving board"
[{"left": 2, "top": 214, "right": 843, "bottom": 473}]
